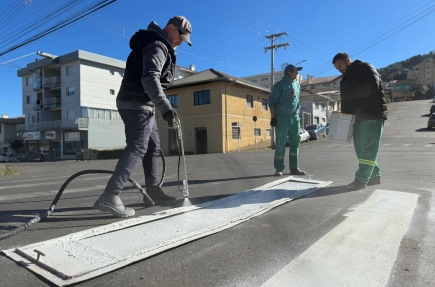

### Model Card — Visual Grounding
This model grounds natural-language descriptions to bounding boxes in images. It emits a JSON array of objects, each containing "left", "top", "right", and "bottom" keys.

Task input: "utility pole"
[{"left": 264, "top": 32, "right": 290, "bottom": 148}]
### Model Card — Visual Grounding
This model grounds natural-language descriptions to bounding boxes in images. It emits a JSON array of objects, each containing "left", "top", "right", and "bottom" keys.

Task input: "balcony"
[
  {"left": 43, "top": 76, "right": 61, "bottom": 89},
  {"left": 33, "top": 79, "right": 43, "bottom": 91},
  {"left": 44, "top": 97, "right": 61, "bottom": 109},
  {"left": 16, "top": 118, "right": 90, "bottom": 132}
]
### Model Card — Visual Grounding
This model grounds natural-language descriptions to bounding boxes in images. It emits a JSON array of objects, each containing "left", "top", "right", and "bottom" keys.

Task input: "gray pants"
[{"left": 105, "top": 109, "right": 160, "bottom": 195}]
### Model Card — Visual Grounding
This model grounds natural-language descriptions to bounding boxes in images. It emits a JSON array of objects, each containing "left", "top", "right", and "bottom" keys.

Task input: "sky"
[{"left": 0, "top": 0, "right": 434, "bottom": 118}]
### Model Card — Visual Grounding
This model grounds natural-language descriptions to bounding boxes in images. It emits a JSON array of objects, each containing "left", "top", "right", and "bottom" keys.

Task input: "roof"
[
  {"left": 0, "top": 117, "right": 25, "bottom": 124},
  {"left": 168, "top": 69, "right": 271, "bottom": 93},
  {"left": 18, "top": 50, "right": 125, "bottom": 76},
  {"left": 301, "top": 75, "right": 341, "bottom": 85}
]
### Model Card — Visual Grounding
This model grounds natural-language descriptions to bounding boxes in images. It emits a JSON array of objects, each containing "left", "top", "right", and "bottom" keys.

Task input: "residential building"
[
  {"left": 157, "top": 69, "right": 272, "bottom": 154},
  {"left": 407, "top": 58, "right": 435, "bottom": 87},
  {"left": 16, "top": 50, "right": 199, "bottom": 160},
  {"left": 17, "top": 50, "right": 127, "bottom": 160},
  {"left": 390, "top": 79, "right": 413, "bottom": 102},
  {"left": 0, "top": 114, "right": 25, "bottom": 154},
  {"left": 299, "top": 75, "right": 341, "bottom": 127}
]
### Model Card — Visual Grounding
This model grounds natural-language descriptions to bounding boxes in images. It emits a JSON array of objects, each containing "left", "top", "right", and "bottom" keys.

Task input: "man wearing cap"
[
  {"left": 94, "top": 16, "right": 192, "bottom": 217},
  {"left": 269, "top": 64, "right": 307, "bottom": 176}
]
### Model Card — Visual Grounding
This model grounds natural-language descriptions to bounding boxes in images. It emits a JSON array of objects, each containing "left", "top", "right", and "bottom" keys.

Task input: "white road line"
[
  {"left": 0, "top": 176, "right": 110, "bottom": 190},
  {"left": 262, "top": 189, "right": 418, "bottom": 287},
  {"left": 383, "top": 144, "right": 392, "bottom": 146},
  {"left": 0, "top": 185, "right": 105, "bottom": 202},
  {"left": 342, "top": 144, "right": 353, "bottom": 148},
  {"left": 423, "top": 144, "right": 434, "bottom": 147},
  {"left": 323, "top": 145, "right": 340, "bottom": 149},
  {"left": 402, "top": 144, "right": 412, "bottom": 147}
]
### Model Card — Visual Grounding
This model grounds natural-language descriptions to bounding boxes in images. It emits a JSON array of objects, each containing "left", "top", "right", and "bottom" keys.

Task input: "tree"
[
  {"left": 410, "top": 76, "right": 429, "bottom": 98},
  {"left": 9, "top": 140, "right": 24, "bottom": 152}
]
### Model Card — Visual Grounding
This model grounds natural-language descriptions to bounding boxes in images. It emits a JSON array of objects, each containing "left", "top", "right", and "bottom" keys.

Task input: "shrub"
[{"left": 0, "top": 164, "right": 20, "bottom": 176}]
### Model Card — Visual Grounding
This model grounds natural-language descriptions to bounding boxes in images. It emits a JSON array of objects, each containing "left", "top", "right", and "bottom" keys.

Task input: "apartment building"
[
  {"left": 0, "top": 114, "right": 25, "bottom": 153},
  {"left": 17, "top": 50, "right": 127, "bottom": 160},
  {"left": 156, "top": 69, "right": 272, "bottom": 155},
  {"left": 407, "top": 58, "right": 435, "bottom": 87},
  {"left": 299, "top": 75, "right": 341, "bottom": 127}
]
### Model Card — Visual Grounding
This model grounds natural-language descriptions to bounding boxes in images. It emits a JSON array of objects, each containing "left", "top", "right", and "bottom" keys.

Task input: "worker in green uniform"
[
  {"left": 332, "top": 52, "right": 387, "bottom": 190},
  {"left": 269, "top": 64, "right": 307, "bottom": 176}
]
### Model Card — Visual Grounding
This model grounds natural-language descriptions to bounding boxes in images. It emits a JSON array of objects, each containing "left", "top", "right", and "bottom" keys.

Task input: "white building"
[{"left": 16, "top": 50, "right": 196, "bottom": 160}]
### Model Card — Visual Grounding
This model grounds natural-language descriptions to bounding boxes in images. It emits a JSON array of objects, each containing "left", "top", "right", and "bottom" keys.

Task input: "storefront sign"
[
  {"left": 45, "top": 131, "right": 56, "bottom": 140},
  {"left": 25, "top": 132, "right": 40, "bottom": 140},
  {"left": 17, "top": 133, "right": 26, "bottom": 140}
]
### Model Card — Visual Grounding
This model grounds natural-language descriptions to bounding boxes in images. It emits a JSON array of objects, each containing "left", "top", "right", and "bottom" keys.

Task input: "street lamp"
[{"left": 295, "top": 59, "right": 307, "bottom": 65}]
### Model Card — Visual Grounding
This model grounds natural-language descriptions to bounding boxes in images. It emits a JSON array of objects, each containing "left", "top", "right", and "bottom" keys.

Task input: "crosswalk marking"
[{"left": 262, "top": 189, "right": 418, "bottom": 287}]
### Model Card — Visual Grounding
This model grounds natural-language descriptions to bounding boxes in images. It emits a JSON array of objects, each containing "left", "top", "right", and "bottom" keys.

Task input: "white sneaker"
[{"left": 275, "top": 171, "right": 283, "bottom": 176}]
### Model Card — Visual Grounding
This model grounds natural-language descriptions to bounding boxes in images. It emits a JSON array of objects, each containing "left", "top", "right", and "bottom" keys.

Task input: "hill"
[{"left": 377, "top": 51, "right": 435, "bottom": 82}]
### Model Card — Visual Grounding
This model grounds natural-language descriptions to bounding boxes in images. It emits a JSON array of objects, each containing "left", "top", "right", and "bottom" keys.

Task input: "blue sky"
[{"left": 1, "top": 0, "right": 434, "bottom": 118}]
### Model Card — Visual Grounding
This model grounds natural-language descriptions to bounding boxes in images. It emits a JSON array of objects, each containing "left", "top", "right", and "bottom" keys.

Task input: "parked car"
[
  {"left": 305, "top": 124, "right": 327, "bottom": 140},
  {"left": 299, "top": 128, "right": 310, "bottom": 143},
  {"left": 430, "top": 105, "right": 435, "bottom": 115},
  {"left": 0, "top": 153, "right": 15, "bottom": 162},
  {"left": 16, "top": 151, "right": 45, "bottom": 162},
  {"left": 428, "top": 113, "right": 435, "bottom": 130}
]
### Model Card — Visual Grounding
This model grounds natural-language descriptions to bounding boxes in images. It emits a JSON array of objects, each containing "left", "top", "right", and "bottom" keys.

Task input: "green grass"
[{"left": 0, "top": 164, "right": 20, "bottom": 176}]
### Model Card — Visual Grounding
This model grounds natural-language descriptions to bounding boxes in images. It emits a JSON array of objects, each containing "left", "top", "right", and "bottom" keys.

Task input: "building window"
[
  {"left": 67, "top": 86, "right": 75, "bottom": 96},
  {"left": 262, "top": 98, "right": 268, "bottom": 110},
  {"left": 26, "top": 77, "right": 33, "bottom": 86},
  {"left": 232, "top": 125, "right": 240, "bottom": 140},
  {"left": 167, "top": 94, "right": 179, "bottom": 108},
  {"left": 110, "top": 89, "right": 115, "bottom": 95},
  {"left": 26, "top": 95, "right": 30, "bottom": 104},
  {"left": 66, "top": 66, "right": 74, "bottom": 75},
  {"left": 261, "top": 77, "right": 268, "bottom": 81},
  {"left": 246, "top": 94, "right": 254, "bottom": 108},
  {"left": 194, "top": 90, "right": 210, "bottom": 106},
  {"left": 119, "top": 71, "right": 124, "bottom": 77},
  {"left": 254, "top": 128, "right": 261, "bottom": 136},
  {"left": 314, "top": 103, "right": 320, "bottom": 110},
  {"left": 413, "top": 67, "right": 419, "bottom": 71},
  {"left": 322, "top": 118, "right": 326, "bottom": 123},
  {"left": 321, "top": 104, "right": 326, "bottom": 111},
  {"left": 67, "top": 110, "right": 75, "bottom": 120},
  {"left": 314, "top": 117, "right": 319, "bottom": 124},
  {"left": 266, "top": 129, "right": 271, "bottom": 136},
  {"left": 251, "top": 79, "right": 258, "bottom": 83},
  {"left": 110, "top": 70, "right": 115, "bottom": 75},
  {"left": 300, "top": 101, "right": 307, "bottom": 108}
]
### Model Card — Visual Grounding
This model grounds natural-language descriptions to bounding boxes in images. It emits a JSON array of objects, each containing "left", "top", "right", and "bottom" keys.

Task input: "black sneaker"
[
  {"left": 144, "top": 186, "right": 177, "bottom": 204},
  {"left": 346, "top": 180, "right": 367, "bottom": 191},
  {"left": 290, "top": 168, "right": 307, "bottom": 176},
  {"left": 367, "top": 177, "right": 381, "bottom": 186}
]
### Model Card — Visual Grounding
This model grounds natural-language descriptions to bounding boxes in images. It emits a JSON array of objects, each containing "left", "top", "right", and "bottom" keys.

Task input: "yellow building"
[
  {"left": 407, "top": 58, "right": 435, "bottom": 87},
  {"left": 157, "top": 69, "right": 272, "bottom": 155}
]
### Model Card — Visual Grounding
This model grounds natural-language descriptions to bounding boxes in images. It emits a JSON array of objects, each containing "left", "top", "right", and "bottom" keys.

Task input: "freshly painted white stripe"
[
  {"left": 3, "top": 177, "right": 331, "bottom": 286},
  {"left": 262, "top": 189, "right": 418, "bottom": 287}
]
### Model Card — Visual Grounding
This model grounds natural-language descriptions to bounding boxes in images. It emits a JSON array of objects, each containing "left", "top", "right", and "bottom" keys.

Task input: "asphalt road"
[{"left": 0, "top": 99, "right": 434, "bottom": 287}]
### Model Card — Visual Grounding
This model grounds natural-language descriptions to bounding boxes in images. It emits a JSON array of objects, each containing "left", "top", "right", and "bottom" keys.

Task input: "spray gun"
[{"left": 173, "top": 117, "right": 189, "bottom": 198}]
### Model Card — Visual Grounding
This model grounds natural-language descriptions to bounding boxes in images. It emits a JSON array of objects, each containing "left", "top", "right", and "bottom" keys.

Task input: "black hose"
[{"left": 0, "top": 150, "right": 167, "bottom": 241}]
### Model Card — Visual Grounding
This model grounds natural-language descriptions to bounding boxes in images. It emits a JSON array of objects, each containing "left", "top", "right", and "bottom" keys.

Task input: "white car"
[
  {"left": 299, "top": 129, "right": 310, "bottom": 143},
  {"left": 0, "top": 153, "right": 15, "bottom": 162}
]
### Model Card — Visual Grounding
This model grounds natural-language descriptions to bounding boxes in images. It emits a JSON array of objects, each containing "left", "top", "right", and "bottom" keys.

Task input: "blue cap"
[{"left": 284, "top": 64, "right": 303, "bottom": 73}]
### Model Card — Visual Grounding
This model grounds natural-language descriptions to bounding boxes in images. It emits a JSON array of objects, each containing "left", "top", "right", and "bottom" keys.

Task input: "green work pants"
[
  {"left": 353, "top": 118, "right": 384, "bottom": 184},
  {"left": 274, "top": 114, "right": 300, "bottom": 172}
]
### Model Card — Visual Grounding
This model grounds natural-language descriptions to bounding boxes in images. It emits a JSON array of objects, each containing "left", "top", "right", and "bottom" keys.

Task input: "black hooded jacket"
[
  {"left": 117, "top": 22, "right": 176, "bottom": 114},
  {"left": 340, "top": 60, "right": 387, "bottom": 122}
]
